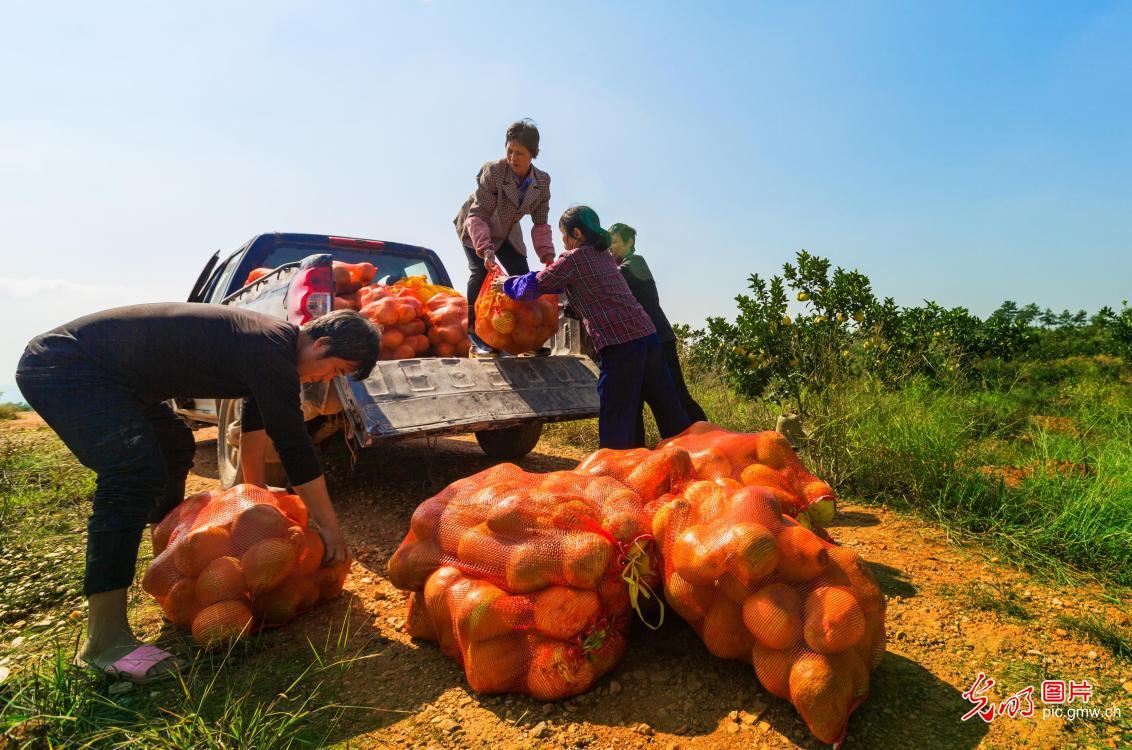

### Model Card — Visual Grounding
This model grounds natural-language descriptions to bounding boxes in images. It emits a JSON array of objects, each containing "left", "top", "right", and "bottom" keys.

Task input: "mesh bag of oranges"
[
  {"left": 424, "top": 291, "right": 472, "bottom": 357},
  {"left": 653, "top": 422, "right": 838, "bottom": 532},
  {"left": 652, "top": 479, "right": 885, "bottom": 745},
  {"left": 142, "top": 485, "right": 351, "bottom": 649},
  {"left": 473, "top": 268, "right": 559, "bottom": 355},
  {"left": 387, "top": 463, "right": 663, "bottom": 699}
]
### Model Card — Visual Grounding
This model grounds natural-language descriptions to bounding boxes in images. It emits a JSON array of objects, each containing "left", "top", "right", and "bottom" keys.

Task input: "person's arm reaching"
[
  {"left": 465, "top": 163, "right": 501, "bottom": 269},
  {"left": 530, "top": 175, "right": 554, "bottom": 264},
  {"left": 238, "top": 416, "right": 268, "bottom": 488},
  {"left": 292, "top": 475, "right": 348, "bottom": 565},
  {"left": 244, "top": 350, "right": 349, "bottom": 565}
]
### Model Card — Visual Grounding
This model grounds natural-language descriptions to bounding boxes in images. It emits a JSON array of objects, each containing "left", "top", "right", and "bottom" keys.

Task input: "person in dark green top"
[{"left": 608, "top": 223, "right": 707, "bottom": 444}]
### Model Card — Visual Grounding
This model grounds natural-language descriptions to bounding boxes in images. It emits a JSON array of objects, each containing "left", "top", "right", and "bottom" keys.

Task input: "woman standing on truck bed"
[{"left": 455, "top": 119, "right": 556, "bottom": 357}]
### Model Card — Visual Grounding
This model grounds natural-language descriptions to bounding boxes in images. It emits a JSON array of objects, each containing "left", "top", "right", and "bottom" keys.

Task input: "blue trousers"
[
  {"left": 16, "top": 335, "right": 196, "bottom": 596},
  {"left": 597, "top": 333, "right": 691, "bottom": 448}
]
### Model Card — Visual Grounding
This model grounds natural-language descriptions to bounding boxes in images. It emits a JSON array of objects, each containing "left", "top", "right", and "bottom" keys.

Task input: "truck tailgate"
[{"left": 341, "top": 354, "right": 599, "bottom": 444}]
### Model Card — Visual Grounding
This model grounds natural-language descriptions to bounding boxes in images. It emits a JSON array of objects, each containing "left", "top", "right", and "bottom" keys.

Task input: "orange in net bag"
[
  {"left": 657, "top": 422, "right": 838, "bottom": 532},
  {"left": 473, "top": 268, "right": 558, "bottom": 355},
  {"left": 387, "top": 463, "right": 662, "bottom": 699},
  {"left": 142, "top": 485, "right": 351, "bottom": 649},
  {"left": 424, "top": 291, "right": 472, "bottom": 358},
  {"left": 652, "top": 481, "right": 885, "bottom": 746}
]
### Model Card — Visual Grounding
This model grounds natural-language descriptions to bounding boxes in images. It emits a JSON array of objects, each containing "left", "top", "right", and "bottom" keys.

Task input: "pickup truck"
[{"left": 178, "top": 232, "right": 599, "bottom": 488}]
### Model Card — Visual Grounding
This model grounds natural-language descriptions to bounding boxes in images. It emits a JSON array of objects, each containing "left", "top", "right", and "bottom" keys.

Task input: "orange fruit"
[
  {"left": 296, "top": 528, "right": 326, "bottom": 576},
  {"left": 702, "top": 594, "right": 753, "bottom": 660},
  {"left": 455, "top": 524, "right": 510, "bottom": 579},
  {"left": 670, "top": 523, "right": 728, "bottom": 586},
  {"left": 386, "top": 539, "right": 440, "bottom": 591},
  {"left": 743, "top": 582, "right": 803, "bottom": 649},
  {"left": 527, "top": 636, "right": 595, "bottom": 701},
  {"left": 789, "top": 651, "right": 855, "bottom": 745},
  {"left": 755, "top": 431, "right": 795, "bottom": 470},
  {"left": 251, "top": 578, "right": 305, "bottom": 627},
  {"left": 142, "top": 549, "right": 182, "bottom": 598},
  {"left": 491, "top": 311, "right": 516, "bottom": 334},
  {"left": 271, "top": 493, "right": 309, "bottom": 529},
  {"left": 803, "top": 586, "right": 866, "bottom": 654},
  {"left": 752, "top": 642, "right": 797, "bottom": 699},
  {"left": 410, "top": 497, "right": 445, "bottom": 542},
  {"left": 381, "top": 327, "right": 405, "bottom": 349},
  {"left": 651, "top": 497, "right": 692, "bottom": 546},
  {"left": 174, "top": 525, "right": 235, "bottom": 577},
  {"left": 516, "top": 307, "right": 542, "bottom": 329},
  {"left": 195, "top": 556, "right": 245, "bottom": 607},
  {"left": 161, "top": 577, "right": 202, "bottom": 628},
  {"left": 683, "top": 480, "right": 727, "bottom": 521},
  {"left": 192, "top": 600, "right": 253, "bottom": 649},
  {"left": 775, "top": 524, "right": 829, "bottom": 581},
  {"left": 665, "top": 570, "right": 713, "bottom": 622},
  {"left": 560, "top": 533, "right": 613, "bottom": 589},
  {"left": 464, "top": 634, "right": 528, "bottom": 694},
  {"left": 726, "top": 522, "right": 779, "bottom": 583},
  {"left": 151, "top": 508, "right": 182, "bottom": 556},
  {"left": 739, "top": 463, "right": 792, "bottom": 492},
  {"left": 726, "top": 486, "right": 785, "bottom": 535},
  {"left": 717, "top": 571, "right": 753, "bottom": 605},
  {"left": 485, "top": 493, "right": 538, "bottom": 536},
  {"left": 586, "top": 627, "right": 627, "bottom": 677},
  {"left": 316, "top": 557, "right": 351, "bottom": 601},
  {"left": 800, "top": 479, "right": 835, "bottom": 503},
  {"left": 505, "top": 541, "right": 558, "bottom": 594},
  {"left": 230, "top": 503, "right": 291, "bottom": 552},
  {"left": 455, "top": 580, "right": 525, "bottom": 643},
  {"left": 830, "top": 648, "right": 870, "bottom": 701},
  {"left": 690, "top": 449, "right": 732, "bottom": 480},
  {"left": 532, "top": 587, "right": 601, "bottom": 640},
  {"left": 241, "top": 537, "right": 298, "bottom": 594},
  {"left": 406, "top": 591, "right": 437, "bottom": 641}
]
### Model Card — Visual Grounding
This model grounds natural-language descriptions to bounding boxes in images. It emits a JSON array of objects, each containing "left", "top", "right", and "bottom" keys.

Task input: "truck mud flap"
[{"left": 339, "top": 355, "right": 599, "bottom": 446}]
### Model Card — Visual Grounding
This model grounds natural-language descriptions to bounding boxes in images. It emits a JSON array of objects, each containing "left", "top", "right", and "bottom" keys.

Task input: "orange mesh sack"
[
  {"left": 652, "top": 482, "right": 885, "bottom": 745},
  {"left": 657, "top": 422, "right": 838, "bottom": 532},
  {"left": 142, "top": 485, "right": 351, "bottom": 650},
  {"left": 391, "top": 275, "right": 453, "bottom": 304},
  {"left": 473, "top": 268, "right": 558, "bottom": 355},
  {"left": 387, "top": 464, "right": 661, "bottom": 699},
  {"left": 361, "top": 296, "right": 430, "bottom": 360},
  {"left": 424, "top": 291, "right": 472, "bottom": 357},
  {"left": 332, "top": 261, "right": 377, "bottom": 294}
]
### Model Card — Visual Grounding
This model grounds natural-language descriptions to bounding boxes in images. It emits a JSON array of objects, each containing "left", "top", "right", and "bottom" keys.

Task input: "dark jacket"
[{"left": 618, "top": 252, "right": 675, "bottom": 343}]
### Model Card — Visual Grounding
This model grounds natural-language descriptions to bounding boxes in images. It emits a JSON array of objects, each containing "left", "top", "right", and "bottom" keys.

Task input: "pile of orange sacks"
[
  {"left": 389, "top": 423, "right": 884, "bottom": 746},
  {"left": 142, "top": 485, "right": 350, "bottom": 649},
  {"left": 387, "top": 463, "right": 664, "bottom": 700}
]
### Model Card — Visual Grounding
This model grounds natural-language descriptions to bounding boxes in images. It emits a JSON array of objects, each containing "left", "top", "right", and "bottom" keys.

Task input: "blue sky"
[{"left": 1, "top": 1, "right": 1129, "bottom": 386}]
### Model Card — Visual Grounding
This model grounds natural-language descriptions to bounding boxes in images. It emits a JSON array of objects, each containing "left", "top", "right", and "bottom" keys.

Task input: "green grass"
[
  {"left": 0, "top": 404, "right": 26, "bottom": 421},
  {"left": 946, "top": 582, "right": 1033, "bottom": 622},
  {"left": 0, "top": 430, "right": 369, "bottom": 749},
  {"left": 546, "top": 355, "right": 1132, "bottom": 588},
  {"left": 1055, "top": 613, "right": 1132, "bottom": 662}
]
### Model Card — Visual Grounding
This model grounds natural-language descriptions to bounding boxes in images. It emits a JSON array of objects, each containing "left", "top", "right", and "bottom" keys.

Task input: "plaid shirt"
[{"left": 505, "top": 244, "right": 656, "bottom": 352}]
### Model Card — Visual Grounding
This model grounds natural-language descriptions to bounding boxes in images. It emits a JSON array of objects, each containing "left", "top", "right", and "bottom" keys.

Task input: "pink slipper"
[{"left": 99, "top": 645, "right": 184, "bottom": 684}]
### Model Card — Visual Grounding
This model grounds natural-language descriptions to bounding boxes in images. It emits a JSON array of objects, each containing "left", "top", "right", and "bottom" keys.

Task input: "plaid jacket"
[
  {"left": 454, "top": 158, "right": 554, "bottom": 262},
  {"left": 523, "top": 244, "right": 656, "bottom": 352}
]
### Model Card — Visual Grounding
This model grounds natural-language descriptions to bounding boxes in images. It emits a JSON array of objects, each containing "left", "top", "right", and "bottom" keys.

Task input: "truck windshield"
[{"left": 258, "top": 246, "right": 443, "bottom": 286}]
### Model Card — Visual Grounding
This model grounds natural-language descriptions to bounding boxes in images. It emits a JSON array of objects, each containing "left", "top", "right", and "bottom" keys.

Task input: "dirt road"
[{"left": 142, "top": 431, "right": 1131, "bottom": 749}]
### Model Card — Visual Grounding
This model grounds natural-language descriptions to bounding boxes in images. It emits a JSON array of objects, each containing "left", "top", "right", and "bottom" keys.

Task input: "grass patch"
[
  {"left": 0, "top": 403, "right": 29, "bottom": 421},
  {"left": 950, "top": 582, "right": 1032, "bottom": 622},
  {"left": 1055, "top": 613, "right": 1132, "bottom": 662}
]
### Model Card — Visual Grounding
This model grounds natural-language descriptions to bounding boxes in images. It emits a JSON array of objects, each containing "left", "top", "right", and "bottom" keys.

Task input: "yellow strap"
[{"left": 620, "top": 539, "right": 665, "bottom": 631}]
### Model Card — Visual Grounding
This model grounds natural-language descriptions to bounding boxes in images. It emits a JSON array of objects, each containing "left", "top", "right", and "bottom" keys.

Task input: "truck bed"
[{"left": 340, "top": 353, "right": 600, "bottom": 444}]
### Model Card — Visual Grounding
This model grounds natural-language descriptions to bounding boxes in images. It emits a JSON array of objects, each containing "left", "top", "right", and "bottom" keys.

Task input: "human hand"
[
  {"left": 491, "top": 275, "right": 509, "bottom": 293},
  {"left": 482, "top": 248, "right": 501, "bottom": 272},
  {"left": 316, "top": 523, "right": 350, "bottom": 567}
]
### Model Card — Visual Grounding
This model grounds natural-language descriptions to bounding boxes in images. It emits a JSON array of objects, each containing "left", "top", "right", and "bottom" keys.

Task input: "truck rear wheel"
[
  {"left": 474, "top": 422, "right": 544, "bottom": 460},
  {"left": 217, "top": 399, "right": 289, "bottom": 489}
]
